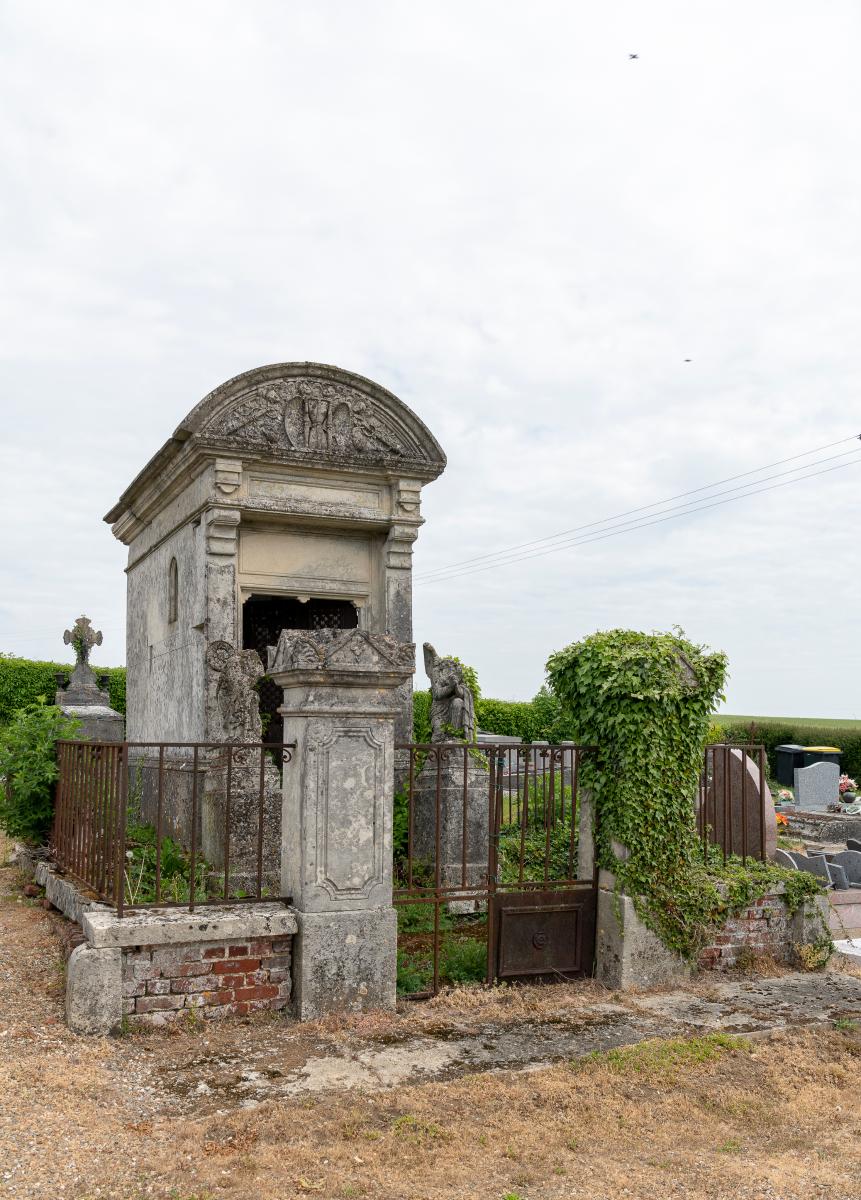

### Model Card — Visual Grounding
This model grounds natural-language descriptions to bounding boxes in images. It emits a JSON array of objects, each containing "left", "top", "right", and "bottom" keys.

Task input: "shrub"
[
  {"left": 0, "top": 653, "right": 126, "bottom": 723},
  {"left": 546, "top": 629, "right": 826, "bottom": 958},
  {"left": 0, "top": 701, "right": 80, "bottom": 842}
]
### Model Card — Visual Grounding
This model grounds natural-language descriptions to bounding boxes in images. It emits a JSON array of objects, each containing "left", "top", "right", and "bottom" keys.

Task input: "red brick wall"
[
  {"left": 697, "top": 893, "right": 792, "bottom": 970},
  {"left": 122, "top": 936, "right": 292, "bottom": 1025}
]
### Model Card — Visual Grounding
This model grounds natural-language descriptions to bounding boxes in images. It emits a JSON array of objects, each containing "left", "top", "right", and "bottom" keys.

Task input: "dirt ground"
[{"left": 3, "top": 854, "right": 861, "bottom": 1200}]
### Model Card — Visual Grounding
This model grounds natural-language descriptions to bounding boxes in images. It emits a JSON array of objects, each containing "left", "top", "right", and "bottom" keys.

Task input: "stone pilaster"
[{"left": 268, "top": 628, "right": 414, "bottom": 1019}]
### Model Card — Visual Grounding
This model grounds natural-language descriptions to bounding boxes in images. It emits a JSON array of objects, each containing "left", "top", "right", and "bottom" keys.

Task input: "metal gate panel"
[{"left": 492, "top": 884, "right": 597, "bottom": 981}]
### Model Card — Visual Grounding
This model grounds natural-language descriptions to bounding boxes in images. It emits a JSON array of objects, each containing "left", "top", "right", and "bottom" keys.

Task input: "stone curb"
[{"left": 83, "top": 903, "right": 298, "bottom": 948}]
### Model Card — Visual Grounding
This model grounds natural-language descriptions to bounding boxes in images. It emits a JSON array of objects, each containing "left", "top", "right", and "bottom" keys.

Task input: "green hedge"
[
  {"left": 716, "top": 717, "right": 861, "bottom": 783},
  {"left": 412, "top": 685, "right": 574, "bottom": 744},
  {"left": 0, "top": 655, "right": 126, "bottom": 723}
]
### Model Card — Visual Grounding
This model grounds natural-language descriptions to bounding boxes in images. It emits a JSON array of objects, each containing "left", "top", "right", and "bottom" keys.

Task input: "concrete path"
[{"left": 153, "top": 970, "right": 861, "bottom": 1109}]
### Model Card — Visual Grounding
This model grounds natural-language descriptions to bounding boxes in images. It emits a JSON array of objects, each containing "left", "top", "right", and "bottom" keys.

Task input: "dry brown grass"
[
  {"left": 3, "top": 848, "right": 861, "bottom": 1200},
  {"left": 123, "top": 1025, "right": 861, "bottom": 1200}
]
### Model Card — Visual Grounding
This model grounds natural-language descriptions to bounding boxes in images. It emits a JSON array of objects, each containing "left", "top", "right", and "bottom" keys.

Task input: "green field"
[{"left": 715, "top": 714, "right": 861, "bottom": 730}]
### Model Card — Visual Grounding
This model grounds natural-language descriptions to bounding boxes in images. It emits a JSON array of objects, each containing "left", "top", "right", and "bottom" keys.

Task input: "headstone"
[
  {"left": 55, "top": 616, "right": 124, "bottom": 742},
  {"left": 774, "top": 847, "right": 798, "bottom": 869},
  {"left": 826, "top": 850, "right": 861, "bottom": 887},
  {"left": 794, "top": 761, "right": 840, "bottom": 811},
  {"left": 788, "top": 852, "right": 833, "bottom": 885},
  {"left": 708, "top": 747, "right": 777, "bottom": 860}
]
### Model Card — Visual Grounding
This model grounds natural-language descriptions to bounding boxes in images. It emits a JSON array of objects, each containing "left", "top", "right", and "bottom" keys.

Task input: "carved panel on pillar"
[{"left": 307, "top": 721, "right": 388, "bottom": 906}]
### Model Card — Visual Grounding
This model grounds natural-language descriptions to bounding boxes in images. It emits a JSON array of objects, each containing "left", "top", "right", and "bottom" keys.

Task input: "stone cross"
[{"left": 63, "top": 615, "right": 103, "bottom": 666}]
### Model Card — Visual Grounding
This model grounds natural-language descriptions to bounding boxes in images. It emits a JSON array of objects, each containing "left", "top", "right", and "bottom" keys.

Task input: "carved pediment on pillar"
[
  {"left": 268, "top": 628, "right": 415, "bottom": 676},
  {"left": 185, "top": 365, "right": 446, "bottom": 473}
]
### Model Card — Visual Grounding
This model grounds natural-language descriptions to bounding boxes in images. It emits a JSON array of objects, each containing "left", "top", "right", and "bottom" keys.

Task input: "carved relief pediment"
[
  {"left": 268, "top": 628, "right": 415, "bottom": 676},
  {"left": 201, "top": 376, "right": 428, "bottom": 464}
]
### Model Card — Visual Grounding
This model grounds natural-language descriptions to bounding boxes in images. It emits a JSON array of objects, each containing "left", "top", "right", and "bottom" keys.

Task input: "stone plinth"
[
  {"left": 412, "top": 750, "right": 491, "bottom": 899},
  {"left": 269, "top": 628, "right": 414, "bottom": 1019}
]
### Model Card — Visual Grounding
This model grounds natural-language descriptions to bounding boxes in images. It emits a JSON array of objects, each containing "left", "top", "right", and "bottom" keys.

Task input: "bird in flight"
[{"left": 629, "top": 53, "right": 639, "bottom": 59}]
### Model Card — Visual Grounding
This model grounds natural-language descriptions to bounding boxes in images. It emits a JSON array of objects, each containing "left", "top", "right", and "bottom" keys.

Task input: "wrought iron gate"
[{"left": 393, "top": 742, "right": 598, "bottom": 998}]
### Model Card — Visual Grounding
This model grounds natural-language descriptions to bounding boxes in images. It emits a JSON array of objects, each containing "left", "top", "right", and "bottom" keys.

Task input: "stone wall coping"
[{"left": 82, "top": 903, "right": 298, "bottom": 948}]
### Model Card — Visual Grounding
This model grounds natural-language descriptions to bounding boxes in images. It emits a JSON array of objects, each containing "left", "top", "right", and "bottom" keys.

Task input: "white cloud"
[{"left": 1, "top": 0, "right": 860, "bottom": 717}]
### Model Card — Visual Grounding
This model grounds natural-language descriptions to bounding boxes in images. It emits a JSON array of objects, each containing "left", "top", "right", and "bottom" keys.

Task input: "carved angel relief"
[{"left": 203, "top": 379, "right": 420, "bottom": 460}]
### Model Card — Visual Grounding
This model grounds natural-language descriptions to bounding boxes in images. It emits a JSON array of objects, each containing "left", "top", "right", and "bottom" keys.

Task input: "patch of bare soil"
[{"left": 2, "top": 849, "right": 861, "bottom": 1200}]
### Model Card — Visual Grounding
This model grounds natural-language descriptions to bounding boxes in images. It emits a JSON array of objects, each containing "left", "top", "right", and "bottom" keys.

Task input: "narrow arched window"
[{"left": 168, "top": 557, "right": 178, "bottom": 624}]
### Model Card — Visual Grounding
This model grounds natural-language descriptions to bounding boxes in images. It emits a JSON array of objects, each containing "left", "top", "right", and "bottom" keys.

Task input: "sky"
[{"left": 1, "top": 1, "right": 860, "bottom": 717}]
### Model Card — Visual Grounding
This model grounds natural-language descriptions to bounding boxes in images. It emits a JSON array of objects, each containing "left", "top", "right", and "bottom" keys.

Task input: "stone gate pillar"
[{"left": 268, "top": 628, "right": 415, "bottom": 1020}]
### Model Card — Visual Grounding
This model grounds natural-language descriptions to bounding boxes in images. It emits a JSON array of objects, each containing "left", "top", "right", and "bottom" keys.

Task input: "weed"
[
  {"left": 794, "top": 937, "right": 833, "bottom": 971},
  {"left": 391, "top": 1114, "right": 448, "bottom": 1142},
  {"left": 575, "top": 1033, "right": 746, "bottom": 1077},
  {"left": 834, "top": 1017, "right": 858, "bottom": 1031},
  {"left": 441, "top": 936, "right": 486, "bottom": 984},
  {"left": 396, "top": 948, "right": 432, "bottom": 995},
  {"left": 718, "top": 1138, "right": 742, "bottom": 1153}
]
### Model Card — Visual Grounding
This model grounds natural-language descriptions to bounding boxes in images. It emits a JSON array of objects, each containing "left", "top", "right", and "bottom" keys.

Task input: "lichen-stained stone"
[
  {"left": 66, "top": 944, "right": 123, "bottom": 1035},
  {"left": 105, "top": 363, "right": 446, "bottom": 839}
]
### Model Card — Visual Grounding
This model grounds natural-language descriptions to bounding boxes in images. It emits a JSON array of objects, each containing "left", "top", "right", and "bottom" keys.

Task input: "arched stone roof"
[{"left": 175, "top": 362, "right": 446, "bottom": 473}]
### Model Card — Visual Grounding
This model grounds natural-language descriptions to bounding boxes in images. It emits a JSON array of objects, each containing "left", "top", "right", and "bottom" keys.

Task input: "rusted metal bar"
[
  {"left": 722, "top": 744, "right": 730, "bottom": 865},
  {"left": 188, "top": 745, "right": 199, "bottom": 912},
  {"left": 256, "top": 745, "right": 266, "bottom": 900},
  {"left": 223, "top": 746, "right": 232, "bottom": 901},
  {"left": 741, "top": 742, "right": 748, "bottom": 864},
  {"left": 407, "top": 747, "right": 415, "bottom": 891},
  {"left": 461, "top": 743, "right": 468, "bottom": 888},
  {"left": 114, "top": 744, "right": 128, "bottom": 917},
  {"left": 155, "top": 745, "right": 165, "bottom": 904},
  {"left": 759, "top": 745, "right": 767, "bottom": 861}
]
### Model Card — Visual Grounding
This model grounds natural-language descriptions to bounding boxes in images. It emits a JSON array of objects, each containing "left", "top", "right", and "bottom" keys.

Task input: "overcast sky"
[{"left": 2, "top": 1, "right": 860, "bottom": 717}]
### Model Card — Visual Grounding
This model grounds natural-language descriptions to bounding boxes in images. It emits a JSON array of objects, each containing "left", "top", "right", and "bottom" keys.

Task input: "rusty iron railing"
[
  {"left": 52, "top": 740, "right": 294, "bottom": 916},
  {"left": 698, "top": 742, "right": 769, "bottom": 864},
  {"left": 393, "top": 741, "right": 596, "bottom": 998}
]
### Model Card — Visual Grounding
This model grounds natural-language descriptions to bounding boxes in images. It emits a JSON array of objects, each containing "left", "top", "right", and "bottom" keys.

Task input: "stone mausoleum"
[{"left": 105, "top": 363, "right": 446, "bottom": 882}]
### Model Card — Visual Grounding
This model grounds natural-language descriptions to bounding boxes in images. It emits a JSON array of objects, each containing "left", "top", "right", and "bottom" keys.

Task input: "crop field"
[{"left": 716, "top": 714, "right": 861, "bottom": 731}]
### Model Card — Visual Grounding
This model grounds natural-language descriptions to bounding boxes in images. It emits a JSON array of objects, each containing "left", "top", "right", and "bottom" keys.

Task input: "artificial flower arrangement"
[{"left": 839, "top": 774, "right": 858, "bottom": 797}]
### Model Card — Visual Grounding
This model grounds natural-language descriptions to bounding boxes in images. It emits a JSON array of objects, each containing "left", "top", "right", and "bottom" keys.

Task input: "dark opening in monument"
[{"left": 242, "top": 594, "right": 359, "bottom": 750}]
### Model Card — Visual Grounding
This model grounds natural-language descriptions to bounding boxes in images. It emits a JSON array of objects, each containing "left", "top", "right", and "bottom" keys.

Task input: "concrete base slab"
[
  {"left": 595, "top": 876, "right": 692, "bottom": 990},
  {"left": 292, "top": 907, "right": 397, "bottom": 1021},
  {"left": 66, "top": 944, "right": 122, "bottom": 1035}
]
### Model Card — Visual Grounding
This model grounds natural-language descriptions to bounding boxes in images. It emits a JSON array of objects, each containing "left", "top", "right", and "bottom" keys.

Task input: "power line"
[
  {"left": 416, "top": 453, "right": 861, "bottom": 587},
  {"left": 417, "top": 445, "right": 861, "bottom": 584},
  {"left": 418, "top": 431, "right": 861, "bottom": 582}
]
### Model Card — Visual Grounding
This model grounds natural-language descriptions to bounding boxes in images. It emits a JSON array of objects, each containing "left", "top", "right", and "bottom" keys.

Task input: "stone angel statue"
[{"left": 423, "top": 642, "right": 476, "bottom": 743}]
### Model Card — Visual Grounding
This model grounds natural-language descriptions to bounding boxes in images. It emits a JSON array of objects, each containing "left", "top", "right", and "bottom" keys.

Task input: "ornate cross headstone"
[
  {"left": 55, "top": 615, "right": 123, "bottom": 742},
  {"left": 63, "top": 615, "right": 103, "bottom": 666}
]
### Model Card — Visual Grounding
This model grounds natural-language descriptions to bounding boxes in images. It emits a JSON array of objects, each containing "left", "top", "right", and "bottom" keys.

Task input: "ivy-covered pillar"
[{"left": 547, "top": 629, "right": 728, "bottom": 987}]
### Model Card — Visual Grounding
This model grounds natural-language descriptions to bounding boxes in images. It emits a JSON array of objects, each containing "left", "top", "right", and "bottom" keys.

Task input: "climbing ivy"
[{"left": 546, "top": 628, "right": 825, "bottom": 959}]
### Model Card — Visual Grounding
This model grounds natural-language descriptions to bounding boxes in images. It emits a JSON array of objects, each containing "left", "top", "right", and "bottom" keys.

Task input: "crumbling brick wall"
[
  {"left": 122, "top": 936, "right": 292, "bottom": 1025},
  {"left": 697, "top": 893, "right": 792, "bottom": 970}
]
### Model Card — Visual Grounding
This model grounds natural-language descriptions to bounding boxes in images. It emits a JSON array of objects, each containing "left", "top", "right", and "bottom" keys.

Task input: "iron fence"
[
  {"left": 698, "top": 742, "right": 769, "bottom": 864},
  {"left": 52, "top": 740, "right": 294, "bottom": 916},
  {"left": 394, "top": 741, "right": 596, "bottom": 998}
]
